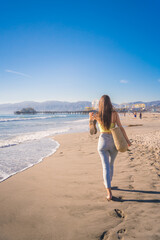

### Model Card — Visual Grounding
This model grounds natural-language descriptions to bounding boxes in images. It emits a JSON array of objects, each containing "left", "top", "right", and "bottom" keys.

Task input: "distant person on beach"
[
  {"left": 89, "top": 95, "right": 131, "bottom": 200},
  {"left": 139, "top": 112, "right": 142, "bottom": 119},
  {"left": 134, "top": 112, "right": 137, "bottom": 118}
]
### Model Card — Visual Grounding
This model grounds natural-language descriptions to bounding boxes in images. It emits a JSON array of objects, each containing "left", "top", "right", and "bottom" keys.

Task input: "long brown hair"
[{"left": 98, "top": 95, "right": 113, "bottom": 130}]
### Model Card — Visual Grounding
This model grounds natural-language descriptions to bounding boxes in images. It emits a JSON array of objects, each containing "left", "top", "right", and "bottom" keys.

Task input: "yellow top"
[{"left": 98, "top": 122, "right": 115, "bottom": 133}]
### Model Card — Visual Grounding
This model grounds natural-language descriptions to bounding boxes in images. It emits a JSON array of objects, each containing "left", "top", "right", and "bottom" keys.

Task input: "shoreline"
[
  {"left": 0, "top": 138, "right": 60, "bottom": 183},
  {"left": 0, "top": 115, "right": 89, "bottom": 182},
  {"left": 0, "top": 113, "right": 160, "bottom": 240}
]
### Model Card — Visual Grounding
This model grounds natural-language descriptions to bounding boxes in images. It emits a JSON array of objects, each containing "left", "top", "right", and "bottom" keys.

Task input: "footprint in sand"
[
  {"left": 129, "top": 175, "right": 134, "bottom": 182},
  {"left": 59, "top": 151, "right": 64, "bottom": 156},
  {"left": 109, "top": 209, "right": 125, "bottom": 218},
  {"left": 129, "top": 184, "right": 134, "bottom": 190},
  {"left": 117, "top": 229, "right": 126, "bottom": 239},
  {"left": 128, "top": 152, "right": 133, "bottom": 155},
  {"left": 114, "top": 209, "right": 125, "bottom": 218},
  {"left": 101, "top": 227, "right": 126, "bottom": 240},
  {"left": 99, "top": 231, "right": 108, "bottom": 240}
]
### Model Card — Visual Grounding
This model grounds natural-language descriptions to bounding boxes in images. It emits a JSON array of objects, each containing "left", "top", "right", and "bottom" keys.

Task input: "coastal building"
[
  {"left": 132, "top": 103, "right": 145, "bottom": 109},
  {"left": 84, "top": 107, "right": 94, "bottom": 111},
  {"left": 84, "top": 99, "right": 99, "bottom": 111},
  {"left": 131, "top": 103, "right": 146, "bottom": 111}
]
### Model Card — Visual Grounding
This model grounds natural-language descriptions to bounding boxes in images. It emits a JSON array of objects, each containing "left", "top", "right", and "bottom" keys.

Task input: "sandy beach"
[{"left": 0, "top": 113, "right": 160, "bottom": 240}]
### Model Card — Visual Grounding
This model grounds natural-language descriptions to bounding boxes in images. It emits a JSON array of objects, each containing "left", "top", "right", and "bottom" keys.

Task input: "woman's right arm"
[{"left": 115, "top": 112, "right": 131, "bottom": 146}]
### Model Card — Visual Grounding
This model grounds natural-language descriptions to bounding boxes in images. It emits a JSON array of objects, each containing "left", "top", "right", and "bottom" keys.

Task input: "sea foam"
[
  {"left": 0, "top": 114, "right": 89, "bottom": 182},
  {"left": 0, "top": 127, "right": 70, "bottom": 148}
]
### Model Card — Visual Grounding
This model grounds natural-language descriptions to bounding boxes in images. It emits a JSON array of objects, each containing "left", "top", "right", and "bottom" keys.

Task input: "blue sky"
[{"left": 0, "top": 0, "right": 160, "bottom": 104}]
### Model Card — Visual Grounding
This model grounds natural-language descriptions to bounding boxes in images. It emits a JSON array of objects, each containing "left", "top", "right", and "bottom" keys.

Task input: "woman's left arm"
[{"left": 115, "top": 112, "right": 131, "bottom": 146}]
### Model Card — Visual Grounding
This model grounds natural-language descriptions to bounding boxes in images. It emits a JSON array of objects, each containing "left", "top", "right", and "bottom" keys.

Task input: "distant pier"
[
  {"left": 37, "top": 110, "right": 97, "bottom": 115},
  {"left": 14, "top": 108, "right": 97, "bottom": 115}
]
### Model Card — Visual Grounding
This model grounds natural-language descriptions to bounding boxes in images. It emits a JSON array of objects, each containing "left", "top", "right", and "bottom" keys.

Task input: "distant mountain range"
[
  {"left": 0, "top": 100, "right": 159, "bottom": 114},
  {"left": 0, "top": 101, "right": 92, "bottom": 114}
]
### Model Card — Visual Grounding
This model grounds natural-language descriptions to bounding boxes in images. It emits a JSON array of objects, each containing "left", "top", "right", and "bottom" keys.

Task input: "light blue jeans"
[{"left": 98, "top": 133, "right": 118, "bottom": 188}]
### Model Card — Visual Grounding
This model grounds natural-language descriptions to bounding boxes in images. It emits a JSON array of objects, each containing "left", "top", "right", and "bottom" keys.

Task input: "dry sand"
[{"left": 0, "top": 113, "right": 160, "bottom": 240}]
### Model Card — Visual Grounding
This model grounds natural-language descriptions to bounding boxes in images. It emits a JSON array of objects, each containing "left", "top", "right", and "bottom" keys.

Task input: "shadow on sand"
[{"left": 111, "top": 186, "right": 160, "bottom": 203}]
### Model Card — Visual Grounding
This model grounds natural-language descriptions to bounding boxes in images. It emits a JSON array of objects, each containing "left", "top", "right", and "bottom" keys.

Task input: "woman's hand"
[{"left": 89, "top": 112, "right": 94, "bottom": 120}]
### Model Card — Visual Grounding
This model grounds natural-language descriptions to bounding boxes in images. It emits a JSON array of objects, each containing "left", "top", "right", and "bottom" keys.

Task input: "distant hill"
[{"left": 0, "top": 101, "right": 92, "bottom": 114}]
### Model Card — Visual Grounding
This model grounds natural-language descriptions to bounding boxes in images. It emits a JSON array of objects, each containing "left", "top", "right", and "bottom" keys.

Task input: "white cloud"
[
  {"left": 5, "top": 69, "right": 31, "bottom": 78},
  {"left": 120, "top": 80, "right": 128, "bottom": 84}
]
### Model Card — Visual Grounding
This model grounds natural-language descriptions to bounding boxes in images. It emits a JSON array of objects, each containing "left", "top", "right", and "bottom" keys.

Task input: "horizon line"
[{"left": 0, "top": 99, "right": 160, "bottom": 106}]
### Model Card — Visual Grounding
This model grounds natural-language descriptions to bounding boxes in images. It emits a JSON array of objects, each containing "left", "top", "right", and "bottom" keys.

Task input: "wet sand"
[{"left": 0, "top": 113, "right": 160, "bottom": 240}]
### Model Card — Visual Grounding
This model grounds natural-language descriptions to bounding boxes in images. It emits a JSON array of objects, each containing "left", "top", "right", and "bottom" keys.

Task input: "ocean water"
[{"left": 0, "top": 113, "right": 89, "bottom": 182}]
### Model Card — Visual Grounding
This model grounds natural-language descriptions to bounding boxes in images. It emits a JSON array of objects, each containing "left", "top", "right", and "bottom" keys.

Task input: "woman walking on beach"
[{"left": 90, "top": 95, "right": 131, "bottom": 200}]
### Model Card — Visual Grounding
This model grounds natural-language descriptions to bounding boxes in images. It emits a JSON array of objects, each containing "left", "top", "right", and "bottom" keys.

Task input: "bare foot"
[{"left": 106, "top": 188, "right": 112, "bottom": 200}]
